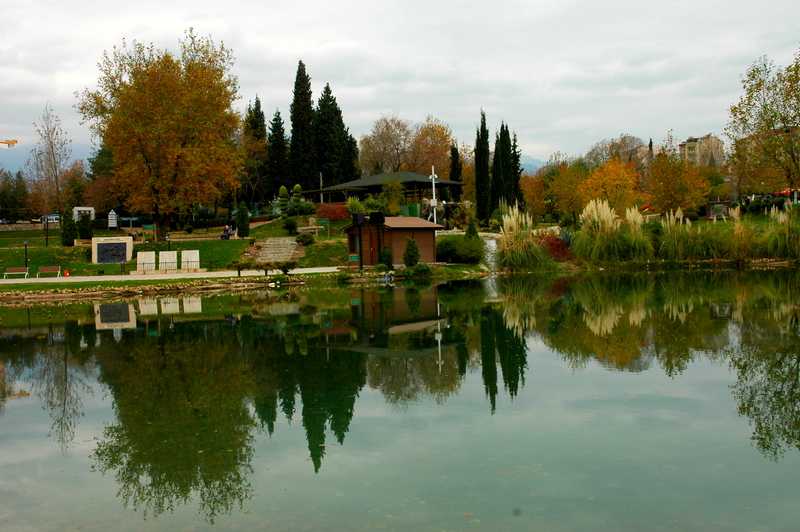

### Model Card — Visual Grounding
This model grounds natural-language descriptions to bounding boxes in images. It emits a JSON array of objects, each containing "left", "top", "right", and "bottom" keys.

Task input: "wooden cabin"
[{"left": 342, "top": 215, "right": 443, "bottom": 268}]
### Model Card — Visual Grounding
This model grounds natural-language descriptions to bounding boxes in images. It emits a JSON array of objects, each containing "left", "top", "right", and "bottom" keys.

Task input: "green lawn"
[{"left": 0, "top": 234, "right": 248, "bottom": 276}]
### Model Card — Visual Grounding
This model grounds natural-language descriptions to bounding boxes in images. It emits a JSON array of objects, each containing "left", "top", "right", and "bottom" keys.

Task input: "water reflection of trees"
[
  {"left": 0, "top": 320, "right": 95, "bottom": 452},
  {"left": 728, "top": 271, "right": 800, "bottom": 459},
  {"left": 92, "top": 328, "right": 256, "bottom": 523},
  {"left": 6, "top": 268, "right": 800, "bottom": 505}
]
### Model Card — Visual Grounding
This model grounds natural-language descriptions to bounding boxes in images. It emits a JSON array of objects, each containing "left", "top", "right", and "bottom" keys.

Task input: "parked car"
[
  {"left": 42, "top": 214, "right": 60, "bottom": 223},
  {"left": 30, "top": 216, "right": 41, "bottom": 223},
  {"left": 0, "top": 219, "right": 8, "bottom": 224}
]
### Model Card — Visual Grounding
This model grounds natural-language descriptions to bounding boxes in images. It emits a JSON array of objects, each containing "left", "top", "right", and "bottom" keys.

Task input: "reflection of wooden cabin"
[
  {"left": 349, "top": 286, "right": 452, "bottom": 358},
  {"left": 342, "top": 216, "right": 443, "bottom": 268},
  {"left": 350, "top": 286, "right": 440, "bottom": 331}
]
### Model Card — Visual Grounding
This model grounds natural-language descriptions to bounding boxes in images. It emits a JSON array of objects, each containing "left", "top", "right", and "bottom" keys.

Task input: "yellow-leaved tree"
[
  {"left": 648, "top": 151, "right": 710, "bottom": 214},
  {"left": 581, "top": 157, "right": 642, "bottom": 213},
  {"left": 76, "top": 29, "right": 242, "bottom": 240}
]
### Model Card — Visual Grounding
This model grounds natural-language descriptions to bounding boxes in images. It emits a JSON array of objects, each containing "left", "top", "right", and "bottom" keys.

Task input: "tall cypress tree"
[
  {"left": 475, "top": 111, "right": 490, "bottom": 222},
  {"left": 288, "top": 60, "right": 316, "bottom": 192},
  {"left": 315, "top": 83, "right": 359, "bottom": 188},
  {"left": 449, "top": 145, "right": 462, "bottom": 201},
  {"left": 510, "top": 132, "right": 523, "bottom": 207},
  {"left": 266, "top": 109, "right": 288, "bottom": 200},
  {"left": 490, "top": 122, "right": 512, "bottom": 214}
]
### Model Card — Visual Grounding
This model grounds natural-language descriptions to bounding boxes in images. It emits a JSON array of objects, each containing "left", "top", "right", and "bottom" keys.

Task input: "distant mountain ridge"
[{"left": 520, "top": 155, "right": 546, "bottom": 174}]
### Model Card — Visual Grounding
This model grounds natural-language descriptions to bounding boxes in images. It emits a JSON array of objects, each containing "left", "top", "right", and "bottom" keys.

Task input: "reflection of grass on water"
[{"left": 495, "top": 275, "right": 554, "bottom": 338}]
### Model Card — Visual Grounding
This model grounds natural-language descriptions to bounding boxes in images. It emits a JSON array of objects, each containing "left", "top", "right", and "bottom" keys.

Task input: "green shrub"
[
  {"left": 465, "top": 216, "right": 479, "bottom": 239},
  {"left": 346, "top": 196, "right": 363, "bottom": 214},
  {"left": 362, "top": 196, "right": 388, "bottom": 214},
  {"left": 292, "top": 184, "right": 302, "bottom": 204},
  {"left": 78, "top": 213, "right": 93, "bottom": 240},
  {"left": 410, "top": 262, "right": 432, "bottom": 277},
  {"left": 279, "top": 186, "right": 289, "bottom": 216},
  {"left": 296, "top": 233, "right": 314, "bottom": 246},
  {"left": 403, "top": 237, "right": 420, "bottom": 267},
  {"left": 378, "top": 245, "right": 394, "bottom": 268},
  {"left": 336, "top": 270, "right": 353, "bottom": 283},
  {"left": 456, "top": 236, "right": 484, "bottom": 264},
  {"left": 395, "top": 263, "right": 432, "bottom": 278},
  {"left": 237, "top": 201, "right": 250, "bottom": 238},
  {"left": 283, "top": 218, "right": 298, "bottom": 235},
  {"left": 61, "top": 211, "right": 78, "bottom": 246},
  {"left": 436, "top": 235, "right": 459, "bottom": 262},
  {"left": 274, "top": 260, "right": 298, "bottom": 275},
  {"left": 374, "top": 263, "right": 388, "bottom": 273},
  {"left": 298, "top": 201, "right": 317, "bottom": 215},
  {"left": 186, "top": 225, "right": 194, "bottom": 234},
  {"left": 558, "top": 212, "right": 575, "bottom": 229}
]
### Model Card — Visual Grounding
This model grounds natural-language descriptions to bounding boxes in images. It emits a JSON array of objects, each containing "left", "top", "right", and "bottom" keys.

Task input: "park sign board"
[{"left": 92, "top": 236, "right": 134, "bottom": 264}]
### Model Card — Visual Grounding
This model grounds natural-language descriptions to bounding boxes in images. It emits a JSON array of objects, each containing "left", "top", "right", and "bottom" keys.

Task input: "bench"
[
  {"left": 3, "top": 267, "right": 29, "bottom": 279},
  {"left": 36, "top": 266, "right": 61, "bottom": 278}
]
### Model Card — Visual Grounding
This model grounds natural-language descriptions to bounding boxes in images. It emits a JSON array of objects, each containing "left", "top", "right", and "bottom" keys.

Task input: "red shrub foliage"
[
  {"left": 537, "top": 234, "right": 573, "bottom": 262},
  {"left": 316, "top": 203, "right": 349, "bottom": 221}
]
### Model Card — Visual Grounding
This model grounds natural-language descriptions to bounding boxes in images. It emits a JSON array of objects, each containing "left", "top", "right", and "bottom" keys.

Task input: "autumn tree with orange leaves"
[
  {"left": 581, "top": 157, "right": 642, "bottom": 213},
  {"left": 647, "top": 150, "right": 710, "bottom": 213},
  {"left": 76, "top": 29, "right": 242, "bottom": 240}
]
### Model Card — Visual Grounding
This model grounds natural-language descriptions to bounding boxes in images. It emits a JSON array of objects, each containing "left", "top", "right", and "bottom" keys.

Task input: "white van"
[{"left": 42, "top": 214, "right": 61, "bottom": 223}]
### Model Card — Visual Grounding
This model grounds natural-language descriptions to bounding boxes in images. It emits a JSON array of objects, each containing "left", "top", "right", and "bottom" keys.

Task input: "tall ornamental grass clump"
[
  {"left": 729, "top": 206, "right": 755, "bottom": 261},
  {"left": 572, "top": 199, "right": 626, "bottom": 263},
  {"left": 622, "top": 207, "right": 653, "bottom": 262},
  {"left": 495, "top": 204, "right": 554, "bottom": 271},
  {"left": 764, "top": 204, "right": 800, "bottom": 259},
  {"left": 658, "top": 209, "right": 691, "bottom": 260},
  {"left": 658, "top": 209, "right": 734, "bottom": 261}
]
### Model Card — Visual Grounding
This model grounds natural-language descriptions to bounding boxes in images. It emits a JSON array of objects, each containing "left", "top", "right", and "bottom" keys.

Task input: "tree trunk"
[{"left": 153, "top": 213, "right": 168, "bottom": 242}]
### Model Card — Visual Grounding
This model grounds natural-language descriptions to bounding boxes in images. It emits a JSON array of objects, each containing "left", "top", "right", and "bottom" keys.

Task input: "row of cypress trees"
[
  {"left": 240, "top": 61, "right": 359, "bottom": 203},
  {"left": 475, "top": 111, "right": 523, "bottom": 224}
]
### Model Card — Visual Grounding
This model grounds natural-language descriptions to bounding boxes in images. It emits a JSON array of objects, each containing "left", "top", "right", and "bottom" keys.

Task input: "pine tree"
[
  {"left": 241, "top": 95, "right": 269, "bottom": 203},
  {"left": 266, "top": 109, "right": 287, "bottom": 201},
  {"left": 315, "top": 83, "right": 359, "bottom": 188},
  {"left": 475, "top": 111, "right": 490, "bottom": 222},
  {"left": 288, "top": 60, "right": 316, "bottom": 192}
]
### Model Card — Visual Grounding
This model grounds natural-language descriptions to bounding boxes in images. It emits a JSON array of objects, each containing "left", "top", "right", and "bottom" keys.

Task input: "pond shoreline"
[{"left": 0, "top": 257, "right": 796, "bottom": 307}]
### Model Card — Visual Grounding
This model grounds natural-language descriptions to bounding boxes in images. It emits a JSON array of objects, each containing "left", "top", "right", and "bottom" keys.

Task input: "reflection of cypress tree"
[
  {"left": 480, "top": 306, "right": 498, "bottom": 413},
  {"left": 456, "top": 343, "right": 469, "bottom": 377},
  {"left": 253, "top": 393, "right": 278, "bottom": 435},
  {"left": 296, "top": 348, "right": 366, "bottom": 472},
  {"left": 277, "top": 363, "right": 298, "bottom": 424},
  {"left": 494, "top": 310, "right": 527, "bottom": 397}
]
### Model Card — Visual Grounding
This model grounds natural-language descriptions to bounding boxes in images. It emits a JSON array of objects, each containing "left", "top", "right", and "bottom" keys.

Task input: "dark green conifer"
[{"left": 288, "top": 60, "right": 316, "bottom": 192}]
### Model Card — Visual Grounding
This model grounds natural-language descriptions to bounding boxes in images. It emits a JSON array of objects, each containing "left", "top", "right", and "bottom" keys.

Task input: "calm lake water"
[{"left": 2, "top": 270, "right": 800, "bottom": 531}]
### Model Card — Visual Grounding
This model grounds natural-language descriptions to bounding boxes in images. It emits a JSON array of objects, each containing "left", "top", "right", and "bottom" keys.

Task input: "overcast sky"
[{"left": 1, "top": 0, "right": 798, "bottom": 173}]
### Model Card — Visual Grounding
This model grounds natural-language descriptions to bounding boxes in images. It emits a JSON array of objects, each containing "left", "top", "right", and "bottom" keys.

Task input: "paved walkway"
[{"left": 0, "top": 266, "right": 339, "bottom": 287}]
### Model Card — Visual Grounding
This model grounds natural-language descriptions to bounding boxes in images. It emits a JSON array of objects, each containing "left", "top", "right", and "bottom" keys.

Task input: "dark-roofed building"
[
  {"left": 319, "top": 171, "right": 462, "bottom": 202},
  {"left": 342, "top": 215, "right": 443, "bottom": 268}
]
